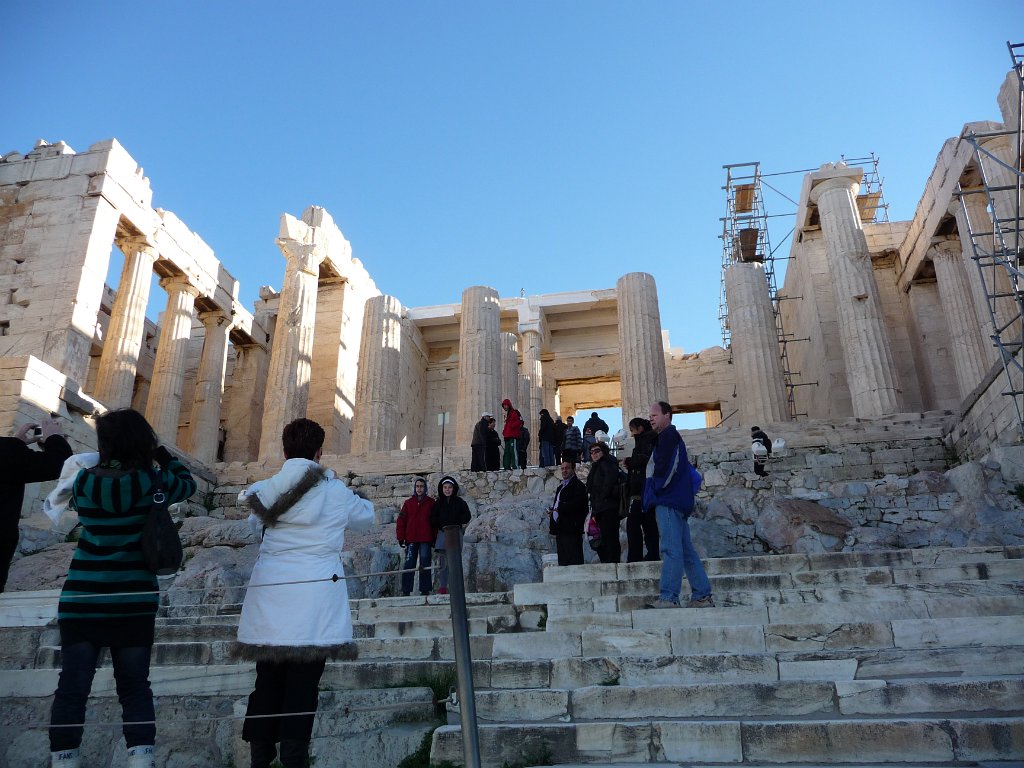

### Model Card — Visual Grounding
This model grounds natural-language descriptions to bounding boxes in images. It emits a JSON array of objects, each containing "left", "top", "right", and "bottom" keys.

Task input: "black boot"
[
  {"left": 280, "top": 739, "right": 310, "bottom": 768},
  {"left": 248, "top": 741, "right": 277, "bottom": 768}
]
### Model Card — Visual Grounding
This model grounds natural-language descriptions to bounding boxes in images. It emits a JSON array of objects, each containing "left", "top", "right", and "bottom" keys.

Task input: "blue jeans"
[
  {"left": 540, "top": 441, "right": 555, "bottom": 468},
  {"left": 655, "top": 505, "right": 711, "bottom": 603},
  {"left": 402, "top": 542, "right": 433, "bottom": 595},
  {"left": 50, "top": 641, "right": 154, "bottom": 751}
]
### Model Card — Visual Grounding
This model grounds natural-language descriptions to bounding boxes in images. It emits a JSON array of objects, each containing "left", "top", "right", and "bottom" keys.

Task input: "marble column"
[
  {"left": 520, "top": 328, "right": 543, "bottom": 466},
  {"left": 456, "top": 286, "right": 501, "bottom": 447},
  {"left": 724, "top": 262, "right": 790, "bottom": 425},
  {"left": 930, "top": 240, "right": 992, "bottom": 399},
  {"left": 145, "top": 276, "right": 200, "bottom": 444},
  {"left": 952, "top": 194, "right": 1001, "bottom": 366},
  {"left": 351, "top": 294, "right": 402, "bottom": 454},
  {"left": 809, "top": 171, "right": 902, "bottom": 417},
  {"left": 258, "top": 241, "right": 324, "bottom": 461},
  {"left": 499, "top": 332, "right": 519, "bottom": 404},
  {"left": 222, "top": 342, "right": 268, "bottom": 463},
  {"left": 188, "top": 310, "right": 231, "bottom": 464},
  {"left": 94, "top": 238, "right": 158, "bottom": 409},
  {"left": 616, "top": 272, "right": 668, "bottom": 423}
]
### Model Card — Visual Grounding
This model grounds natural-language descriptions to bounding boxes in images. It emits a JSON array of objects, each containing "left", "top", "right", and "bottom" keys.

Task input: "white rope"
[
  {"left": 1, "top": 564, "right": 441, "bottom": 602},
  {"left": 35, "top": 694, "right": 448, "bottom": 732}
]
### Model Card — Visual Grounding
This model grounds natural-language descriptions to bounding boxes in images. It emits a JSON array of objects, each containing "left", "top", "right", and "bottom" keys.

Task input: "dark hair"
[
  {"left": 629, "top": 417, "right": 652, "bottom": 432},
  {"left": 96, "top": 409, "right": 158, "bottom": 471},
  {"left": 589, "top": 441, "right": 610, "bottom": 457},
  {"left": 282, "top": 418, "right": 325, "bottom": 460},
  {"left": 751, "top": 426, "right": 761, "bottom": 432},
  {"left": 560, "top": 459, "right": 577, "bottom": 470},
  {"left": 654, "top": 401, "right": 671, "bottom": 415},
  {"left": 566, "top": 416, "right": 574, "bottom": 424}
]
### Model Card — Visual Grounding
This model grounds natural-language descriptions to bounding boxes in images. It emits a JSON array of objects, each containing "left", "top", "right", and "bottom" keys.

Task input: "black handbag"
[{"left": 141, "top": 469, "right": 183, "bottom": 575}]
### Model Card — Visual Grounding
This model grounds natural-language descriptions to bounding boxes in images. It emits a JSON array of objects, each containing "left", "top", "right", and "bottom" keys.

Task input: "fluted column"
[
  {"left": 456, "top": 286, "right": 501, "bottom": 447},
  {"left": 94, "top": 238, "right": 158, "bottom": 409},
  {"left": 499, "top": 332, "right": 519, "bottom": 404},
  {"left": 188, "top": 310, "right": 231, "bottom": 464},
  {"left": 145, "top": 276, "right": 200, "bottom": 444},
  {"left": 809, "top": 172, "right": 902, "bottom": 417},
  {"left": 222, "top": 343, "right": 268, "bottom": 462},
  {"left": 930, "top": 240, "right": 991, "bottom": 399},
  {"left": 616, "top": 272, "right": 668, "bottom": 423},
  {"left": 351, "top": 295, "right": 402, "bottom": 454},
  {"left": 952, "top": 194, "right": 1000, "bottom": 366},
  {"left": 520, "top": 328, "right": 543, "bottom": 466},
  {"left": 724, "top": 262, "right": 789, "bottom": 424},
  {"left": 258, "top": 241, "right": 325, "bottom": 461}
]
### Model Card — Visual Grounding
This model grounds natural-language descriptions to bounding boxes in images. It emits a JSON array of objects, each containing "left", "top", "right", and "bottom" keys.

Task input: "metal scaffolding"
[
  {"left": 720, "top": 162, "right": 797, "bottom": 418},
  {"left": 955, "top": 41, "right": 1024, "bottom": 435},
  {"left": 719, "top": 155, "right": 890, "bottom": 421}
]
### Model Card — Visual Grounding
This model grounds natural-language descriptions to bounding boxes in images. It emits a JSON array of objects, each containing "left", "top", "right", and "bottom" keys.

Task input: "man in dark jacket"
[
  {"left": 623, "top": 417, "right": 659, "bottom": 562},
  {"left": 0, "top": 416, "right": 72, "bottom": 592},
  {"left": 644, "top": 401, "right": 713, "bottom": 609},
  {"left": 538, "top": 409, "right": 556, "bottom": 468},
  {"left": 548, "top": 460, "right": 588, "bottom": 565},
  {"left": 584, "top": 412, "right": 610, "bottom": 437},
  {"left": 470, "top": 413, "right": 493, "bottom": 472},
  {"left": 553, "top": 416, "right": 566, "bottom": 465}
]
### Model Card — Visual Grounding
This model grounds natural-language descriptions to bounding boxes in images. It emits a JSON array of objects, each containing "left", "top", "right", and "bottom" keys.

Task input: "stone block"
[
  {"left": 805, "top": 453, "right": 843, "bottom": 468},
  {"left": 658, "top": 720, "right": 742, "bottom": 762},
  {"left": 492, "top": 631, "right": 580, "bottom": 660},
  {"left": 671, "top": 624, "right": 766, "bottom": 654},
  {"left": 891, "top": 615, "right": 1024, "bottom": 650},
  {"left": 740, "top": 719, "right": 954, "bottom": 761},
  {"left": 836, "top": 678, "right": 1024, "bottom": 716},
  {"left": 488, "top": 659, "right": 550, "bottom": 688},
  {"left": 581, "top": 629, "right": 670, "bottom": 657},
  {"left": 632, "top": 604, "right": 770, "bottom": 630},
  {"left": 618, "top": 654, "right": 779, "bottom": 685},
  {"left": 951, "top": 717, "right": 1024, "bottom": 760},
  {"left": 778, "top": 658, "right": 858, "bottom": 680},
  {"left": 546, "top": 613, "right": 634, "bottom": 633},
  {"left": 768, "top": 601, "right": 928, "bottom": 625},
  {"left": 764, "top": 621, "right": 894, "bottom": 652},
  {"left": 474, "top": 688, "right": 568, "bottom": 721}
]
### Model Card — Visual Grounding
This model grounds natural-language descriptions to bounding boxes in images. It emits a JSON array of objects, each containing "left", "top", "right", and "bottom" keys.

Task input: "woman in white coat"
[{"left": 233, "top": 418, "right": 373, "bottom": 768}]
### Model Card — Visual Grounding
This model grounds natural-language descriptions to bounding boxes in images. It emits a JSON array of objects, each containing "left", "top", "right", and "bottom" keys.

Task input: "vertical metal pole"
[
  {"left": 444, "top": 525, "right": 481, "bottom": 768},
  {"left": 440, "top": 416, "right": 446, "bottom": 475}
]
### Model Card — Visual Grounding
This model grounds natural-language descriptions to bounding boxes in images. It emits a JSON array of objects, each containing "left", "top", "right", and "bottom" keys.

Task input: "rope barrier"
[
  {"left": 27, "top": 694, "right": 449, "bottom": 733},
  {"left": 0, "top": 564, "right": 440, "bottom": 602}
]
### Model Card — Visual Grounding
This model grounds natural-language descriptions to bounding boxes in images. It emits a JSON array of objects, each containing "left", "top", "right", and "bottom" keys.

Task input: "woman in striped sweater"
[{"left": 48, "top": 409, "right": 196, "bottom": 768}]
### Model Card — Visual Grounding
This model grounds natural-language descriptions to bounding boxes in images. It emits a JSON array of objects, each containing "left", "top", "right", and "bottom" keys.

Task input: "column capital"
[
  {"left": 928, "top": 238, "right": 962, "bottom": 261},
  {"left": 119, "top": 236, "right": 159, "bottom": 260},
  {"left": 276, "top": 238, "right": 325, "bottom": 275},
  {"left": 197, "top": 308, "right": 232, "bottom": 329},
  {"left": 808, "top": 172, "right": 861, "bottom": 206},
  {"left": 159, "top": 275, "right": 201, "bottom": 298}
]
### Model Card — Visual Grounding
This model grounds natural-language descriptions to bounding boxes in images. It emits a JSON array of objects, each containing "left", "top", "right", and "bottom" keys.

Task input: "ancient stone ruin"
[{"left": 0, "top": 57, "right": 1022, "bottom": 768}]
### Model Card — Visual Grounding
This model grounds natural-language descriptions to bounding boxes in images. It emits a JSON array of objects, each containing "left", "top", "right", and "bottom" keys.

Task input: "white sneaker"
[
  {"left": 51, "top": 749, "right": 80, "bottom": 768},
  {"left": 127, "top": 745, "right": 156, "bottom": 768},
  {"left": 645, "top": 598, "right": 680, "bottom": 609}
]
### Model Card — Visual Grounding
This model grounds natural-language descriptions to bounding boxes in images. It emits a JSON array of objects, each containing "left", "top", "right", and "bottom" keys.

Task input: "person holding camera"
[{"left": 0, "top": 415, "right": 72, "bottom": 593}]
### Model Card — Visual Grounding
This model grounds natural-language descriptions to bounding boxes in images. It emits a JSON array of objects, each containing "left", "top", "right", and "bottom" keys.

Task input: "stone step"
[
  {"left": 469, "top": 677, "right": 1024, "bottom": 722},
  {"left": 543, "top": 545, "right": 1023, "bottom": 583},
  {"left": 8, "top": 642, "right": 1024, "bottom": 702},
  {"left": 430, "top": 717, "right": 1024, "bottom": 766},
  {"left": 520, "top": 559, "right": 1024, "bottom": 605}
]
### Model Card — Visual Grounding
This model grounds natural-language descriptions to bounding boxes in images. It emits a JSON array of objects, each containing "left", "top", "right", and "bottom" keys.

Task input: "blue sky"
[{"left": 2, "top": 2, "right": 1019, "bottom": 432}]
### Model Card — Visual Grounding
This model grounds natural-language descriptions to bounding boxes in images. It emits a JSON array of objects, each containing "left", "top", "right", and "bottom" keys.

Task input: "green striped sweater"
[{"left": 58, "top": 459, "right": 197, "bottom": 622}]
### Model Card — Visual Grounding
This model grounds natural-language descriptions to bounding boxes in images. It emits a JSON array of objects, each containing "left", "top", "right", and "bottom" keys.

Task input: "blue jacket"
[{"left": 642, "top": 425, "right": 694, "bottom": 514}]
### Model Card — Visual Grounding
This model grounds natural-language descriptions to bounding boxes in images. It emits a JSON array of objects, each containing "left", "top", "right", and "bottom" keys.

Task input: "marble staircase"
[{"left": 1, "top": 545, "right": 1021, "bottom": 766}]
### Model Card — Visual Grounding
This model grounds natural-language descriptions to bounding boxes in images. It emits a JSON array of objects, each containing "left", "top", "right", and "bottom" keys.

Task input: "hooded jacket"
[
  {"left": 397, "top": 486, "right": 436, "bottom": 544},
  {"left": 538, "top": 410, "right": 556, "bottom": 443},
  {"left": 625, "top": 428, "right": 657, "bottom": 496},
  {"left": 501, "top": 399, "right": 523, "bottom": 439},
  {"left": 430, "top": 475, "right": 472, "bottom": 529},
  {"left": 234, "top": 458, "right": 374, "bottom": 662}
]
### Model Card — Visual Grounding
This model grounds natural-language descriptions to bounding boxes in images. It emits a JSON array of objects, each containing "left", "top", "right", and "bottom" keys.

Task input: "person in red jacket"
[
  {"left": 501, "top": 398, "right": 524, "bottom": 470},
  {"left": 396, "top": 477, "right": 437, "bottom": 596}
]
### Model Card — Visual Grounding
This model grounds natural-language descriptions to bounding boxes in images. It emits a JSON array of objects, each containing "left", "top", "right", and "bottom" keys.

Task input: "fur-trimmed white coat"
[{"left": 234, "top": 459, "right": 374, "bottom": 662}]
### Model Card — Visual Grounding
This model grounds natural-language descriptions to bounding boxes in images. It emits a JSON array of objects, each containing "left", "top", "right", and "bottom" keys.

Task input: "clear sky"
[{"left": 2, "top": 2, "right": 1019, "bottom": 433}]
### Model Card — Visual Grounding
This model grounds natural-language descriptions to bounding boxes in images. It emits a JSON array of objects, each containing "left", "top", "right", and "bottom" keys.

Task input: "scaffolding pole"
[{"left": 955, "top": 41, "right": 1024, "bottom": 435}]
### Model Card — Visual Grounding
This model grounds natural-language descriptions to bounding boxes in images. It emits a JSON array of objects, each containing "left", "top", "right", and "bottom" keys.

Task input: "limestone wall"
[
  {"left": 946, "top": 349, "right": 1024, "bottom": 460},
  {"left": 665, "top": 345, "right": 734, "bottom": 418},
  {"left": 396, "top": 317, "right": 427, "bottom": 450}
]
